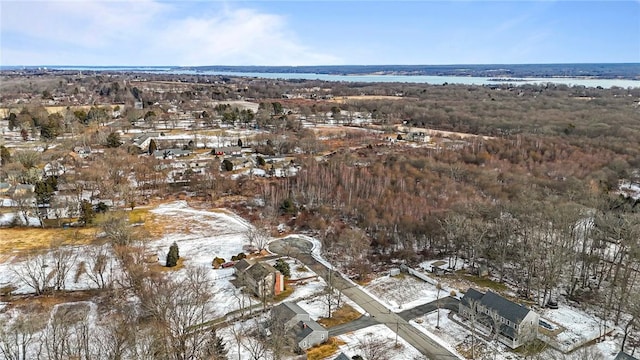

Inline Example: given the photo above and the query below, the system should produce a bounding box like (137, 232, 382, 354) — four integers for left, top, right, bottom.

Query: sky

(0, 0, 639, 66)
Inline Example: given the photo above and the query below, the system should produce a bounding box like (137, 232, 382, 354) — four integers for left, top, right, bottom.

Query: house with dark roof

(615, 351, 639, 360)
(271, 302, 329, 350)
(235, 259, 284, 299)
(459, 288, 539, 349)
(333, 353, 350, 360)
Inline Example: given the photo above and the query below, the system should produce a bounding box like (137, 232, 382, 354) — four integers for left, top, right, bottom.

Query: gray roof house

(333, 353, 350, 360)
(615, 352, 639, 360)
(271, 302, 329, 350)
(235, 260, 284, 299)
(460, 288, 539, 349)
(153, 148, 192, 159)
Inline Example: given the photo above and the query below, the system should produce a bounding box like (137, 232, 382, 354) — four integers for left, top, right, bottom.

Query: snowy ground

(335, 324, 424, 360)
(540, 305, 614, 353)
(365, 267, 458, 312)
(149, 200, 252, 266)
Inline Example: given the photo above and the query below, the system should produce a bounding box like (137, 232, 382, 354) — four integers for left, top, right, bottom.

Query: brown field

(0, 207, 163, 260)
(0, 227, 96, 258)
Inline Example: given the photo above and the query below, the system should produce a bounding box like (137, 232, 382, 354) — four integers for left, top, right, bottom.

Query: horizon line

(2, 62, 640, 68)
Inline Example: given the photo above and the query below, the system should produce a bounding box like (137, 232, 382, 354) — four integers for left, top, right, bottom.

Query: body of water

(179, 70, 639, 88)
(13, 66, 640, 88)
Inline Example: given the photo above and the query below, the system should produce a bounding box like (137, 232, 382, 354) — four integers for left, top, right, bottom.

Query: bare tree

(356, 333, 393, 360)
(244, 225, 270, 251)
(41, 303, 92, 360)
(12, 253, 55, 295)
(322, 268, 343, 319)
(49, 242, 77, 292)
(75, 245, 114, 290)
(0, 309, 46, 360)
(239, 320, 269, 360)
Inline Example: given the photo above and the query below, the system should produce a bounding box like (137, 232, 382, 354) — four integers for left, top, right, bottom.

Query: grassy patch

(296, 265, 308, 272)
(513, 339, 548, 356)
(460, 274, 508, 292)
(273, 285, 295, 302)
(317, 304, 361, 328)
(306, 338, 346, 360)
(150, 257, 186, 272)
(128, 208, 165, 238)
(0, 227, 95, 256)
(7, 290, 100, 311)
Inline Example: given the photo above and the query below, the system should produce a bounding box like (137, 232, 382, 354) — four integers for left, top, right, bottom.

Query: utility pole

(395, 321, 399, 347)
(436, 282, 442, 329)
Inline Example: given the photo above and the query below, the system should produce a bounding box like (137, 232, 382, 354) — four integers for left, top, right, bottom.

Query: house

(213, 146, 242, 156)
(12, 184, 35, 197)
(0, 183, 11, 194)
(615, 352, 639, 360)
(235, 259, 284, 298)
(133, 133, 160, 149)
(271, 302, 329, 350)
(459, 288, 539, 349)
(333, 353, 350, 360)
(153, 149, 191, 159)
(73, 146, 92, 157)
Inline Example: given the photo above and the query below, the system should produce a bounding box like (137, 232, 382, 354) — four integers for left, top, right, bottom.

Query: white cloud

(0, 0, 341, 66)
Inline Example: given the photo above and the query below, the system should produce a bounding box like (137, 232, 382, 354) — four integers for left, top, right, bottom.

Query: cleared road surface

(269, 237, 462, 360)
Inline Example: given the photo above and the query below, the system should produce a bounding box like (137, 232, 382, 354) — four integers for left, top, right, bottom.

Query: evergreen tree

(166, 242, 180, 267)
(79, 200, 95, 225)
(148, 138, 157, 155)
(237, 138, 243, 147)
(221, 159, 233, 172)
(203, 329, 228, 358)
(106, 132, 121, 148)
(274, 258, 291, 277)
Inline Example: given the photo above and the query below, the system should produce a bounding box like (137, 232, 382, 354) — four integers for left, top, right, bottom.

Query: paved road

(329, 296, 460, 337)
(269, 237, 462, 360)
(328, 315, 380, 336)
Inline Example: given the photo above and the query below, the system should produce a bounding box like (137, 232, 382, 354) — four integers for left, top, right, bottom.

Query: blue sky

(1, 0, 638, 66)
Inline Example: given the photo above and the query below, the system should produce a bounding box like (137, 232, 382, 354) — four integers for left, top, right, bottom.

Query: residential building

(459, 288, 539, 349)
(615, 352, 639, 360)
(235, 259, 284, 298)
(271, 302, 329, 350)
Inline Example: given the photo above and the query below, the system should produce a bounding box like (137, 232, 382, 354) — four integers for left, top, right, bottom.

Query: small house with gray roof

(460, 288, 539, 349)
(271, 302, 328, 350)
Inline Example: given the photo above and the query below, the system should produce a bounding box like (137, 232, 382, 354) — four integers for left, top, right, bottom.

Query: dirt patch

(149, 257, 186, 272)
(3, 290, 99, 311)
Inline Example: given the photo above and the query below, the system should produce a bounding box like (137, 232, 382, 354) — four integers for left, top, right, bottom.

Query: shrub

(222, 159, 233, 172)
(166, 242, 180, 267)
(212, 257, 225, 269)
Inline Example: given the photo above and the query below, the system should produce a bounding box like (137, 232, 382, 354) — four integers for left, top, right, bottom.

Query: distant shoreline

(1, 63, 639, 81)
